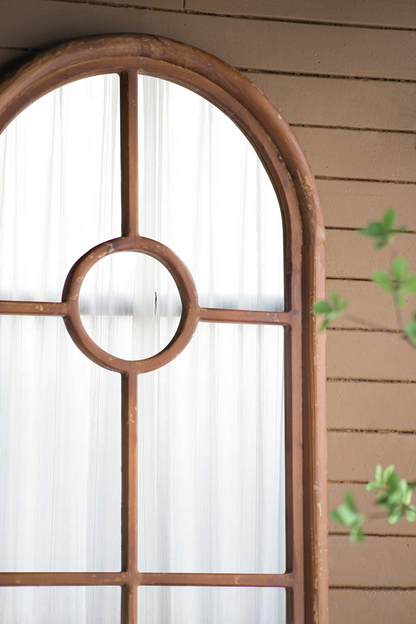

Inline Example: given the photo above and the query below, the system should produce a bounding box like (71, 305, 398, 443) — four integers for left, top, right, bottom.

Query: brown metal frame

(0, 35, 328, 624)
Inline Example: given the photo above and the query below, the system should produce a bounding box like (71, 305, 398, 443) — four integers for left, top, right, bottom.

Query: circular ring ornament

(62, 235, 200, 374)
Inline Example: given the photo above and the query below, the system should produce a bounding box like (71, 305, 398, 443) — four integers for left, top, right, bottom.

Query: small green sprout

(366, 465, 416, 525)
(360, 208, 406, 249)
(313, 291, 349, 330)
(330, 491, 365, 543)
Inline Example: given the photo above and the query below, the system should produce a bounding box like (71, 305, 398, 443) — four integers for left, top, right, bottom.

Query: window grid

(0, 35, 327, 624)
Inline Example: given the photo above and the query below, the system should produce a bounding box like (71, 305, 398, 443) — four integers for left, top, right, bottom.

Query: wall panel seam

(316, 176, 416, 185)
(330, 586, 416, 590)
(325, 227, 416, 235)
(328, 377, 416, 384)
(48, 0, 416, 33)
(329, 532, 416, 538)
(241, 69, 416, 85)
(327, 328, 401, 334)
(291, 123, 416, 136)
(328, 428, 416, 434)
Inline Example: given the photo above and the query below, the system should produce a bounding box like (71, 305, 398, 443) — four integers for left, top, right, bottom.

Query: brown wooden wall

(2, 1, 416, 622)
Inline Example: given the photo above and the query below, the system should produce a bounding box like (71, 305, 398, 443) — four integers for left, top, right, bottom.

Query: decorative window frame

(0, 34, 328, 624)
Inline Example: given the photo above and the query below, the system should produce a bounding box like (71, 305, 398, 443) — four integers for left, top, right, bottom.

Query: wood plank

(326, 230, 416, 280)
(328, 483, 416, 536)
(329, 535, 416, 587)
(188, 0, 416, 30)
(327, 331, 416, 381)
(248, 73, 416, 132)
(325, 279, 414, 330)
(293, 127, 416, 183)
(330, 589, 416, 624)
(328, 380, 416, 432)
(328, 431, 416, 482)
(3, 2, 416, 80)
(318, 180, 416, 230)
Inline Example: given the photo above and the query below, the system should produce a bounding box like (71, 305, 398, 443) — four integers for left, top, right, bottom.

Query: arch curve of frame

(0, 34, 323, 247)
(0, 35, 328, 624)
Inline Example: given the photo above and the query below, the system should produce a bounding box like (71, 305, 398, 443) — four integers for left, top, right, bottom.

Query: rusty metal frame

(0, 35, 328, 624)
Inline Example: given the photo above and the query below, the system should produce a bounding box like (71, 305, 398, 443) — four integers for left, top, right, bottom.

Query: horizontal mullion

(199, 307, 291, 325)
(0, 572, 128, 586)
(138, 573, 293, 588)
(0, 301, 67, 316)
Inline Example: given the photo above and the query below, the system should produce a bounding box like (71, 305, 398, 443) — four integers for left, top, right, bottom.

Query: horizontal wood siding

(328, 432, 416, 482)
(326, 230, 416, 279)
(325, 280, 414, 330)
(0, 3, 416, 78)
(248, 73, 416, 132)
(329, 535, 416, 587)
(188, 0, 416, 30)
(328, 381, 416, 431)
(2, 1, 416, 622)
(327, 332, 416, 381)
(293, 127, 416, 182)
(330, 590, 416, 624)
(317, 180, 416, 230)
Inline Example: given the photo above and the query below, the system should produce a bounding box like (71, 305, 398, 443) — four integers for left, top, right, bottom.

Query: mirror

(0, 72, 286, 622)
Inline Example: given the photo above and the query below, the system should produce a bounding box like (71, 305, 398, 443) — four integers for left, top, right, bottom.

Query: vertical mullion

(121, 373, 138, 624)
(121, 585, 138, 624)
(120, 70, 139, 237)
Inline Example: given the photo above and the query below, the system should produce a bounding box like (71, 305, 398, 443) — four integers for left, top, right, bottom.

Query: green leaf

(365, 481, 379, 492)
(336, 505, 358, 526)
(382, 208, 396, 231)
(345, 491, 357, 512)
(371, 271, 392, 293)
(403, 275, 416, 294)
(392, 256, 409, 281)
(354, 526, 365, 543)
(388, 508, 404, 524)
(375, 464, 383, 483)
(404, 487, 413, 506)
(406, 507, 416, 522)
(330, 291, 340, 307)
(360, 222, 384, 238)
(405, 316, 416, 346)
(314, 301, 332, 314)
(359, 210, 406, 249)
(387, 470, 400, 491)
(383, 465, 395, 482)
(330, 510, 344, 525)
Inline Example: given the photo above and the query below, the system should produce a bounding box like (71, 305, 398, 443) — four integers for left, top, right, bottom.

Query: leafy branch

(314, 209, 416, 541)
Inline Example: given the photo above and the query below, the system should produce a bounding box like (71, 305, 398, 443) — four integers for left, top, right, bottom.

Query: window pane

(0, 586, 121, 624)
(0, 74, 121, 302)
(138, 76, 284, 312)
(137, 586, 286, 623)
(138, 323, 285, 573)
(80, 251, 182, 360)
(0, 317, 121, 572)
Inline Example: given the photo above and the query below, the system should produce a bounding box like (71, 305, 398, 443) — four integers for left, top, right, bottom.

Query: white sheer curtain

(0, 74, 286, 623)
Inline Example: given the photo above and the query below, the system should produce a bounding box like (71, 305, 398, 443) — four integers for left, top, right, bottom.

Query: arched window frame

(0, 34, 328, 624)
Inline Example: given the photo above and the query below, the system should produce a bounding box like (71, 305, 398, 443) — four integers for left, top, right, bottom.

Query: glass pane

(0, 316, 121, 572)
(138, 76, 284, 312)
(80, 251, 182, 360)
(138, 323, 285, 573)
(138, 587, 286, 623)
(0, 586, 121, 624)
(0, 74, 121, 301)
